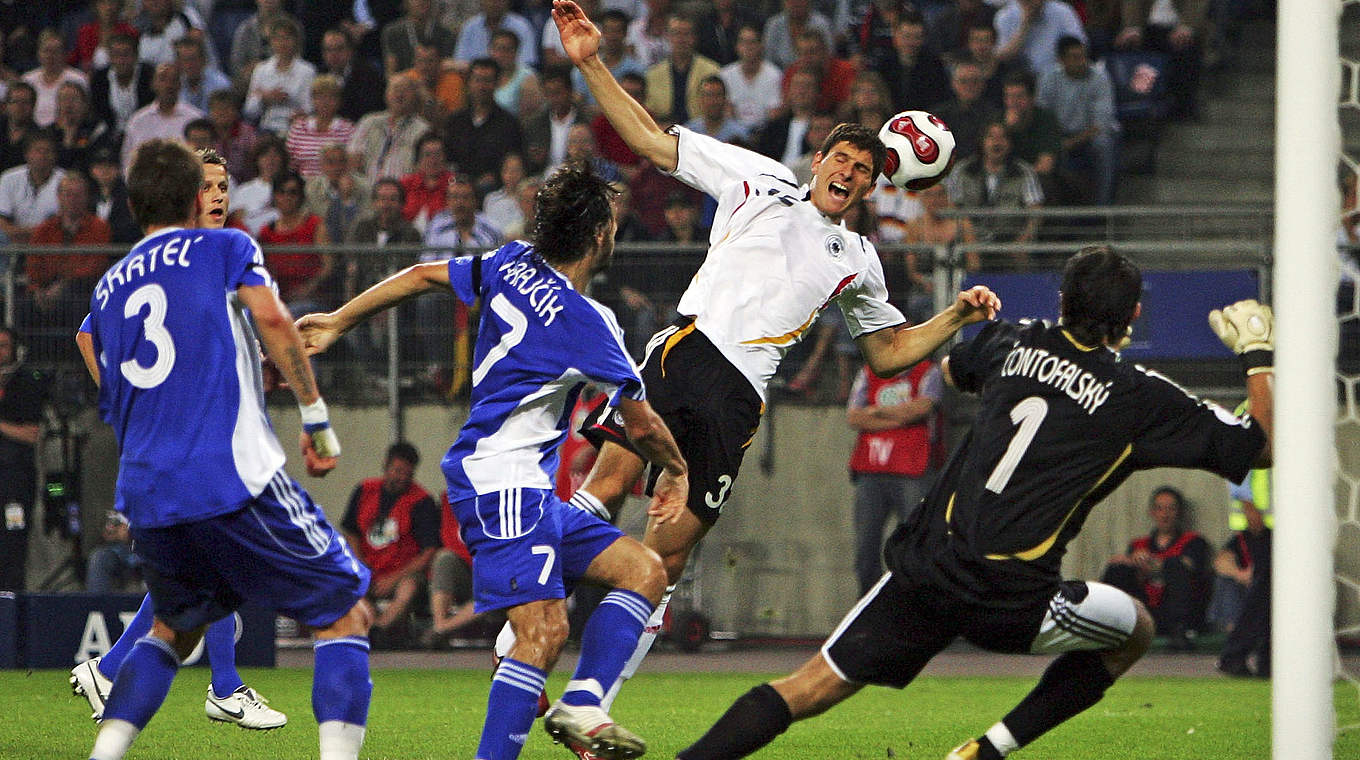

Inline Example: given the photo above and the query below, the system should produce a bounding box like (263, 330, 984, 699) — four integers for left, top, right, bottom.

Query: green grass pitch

(3, 668, 1358, 759)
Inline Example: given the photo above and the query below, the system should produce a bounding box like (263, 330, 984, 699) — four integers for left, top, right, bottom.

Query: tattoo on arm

(283, 344, 319, 400)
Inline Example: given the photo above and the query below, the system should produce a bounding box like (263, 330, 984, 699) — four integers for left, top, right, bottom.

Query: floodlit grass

(2, 667, 1357, 759)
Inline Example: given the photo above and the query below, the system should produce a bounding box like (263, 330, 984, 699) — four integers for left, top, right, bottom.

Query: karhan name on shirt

(999, 344, 1114, 415)
(93, 234, 200, 311)
(498, 258, 565, 326)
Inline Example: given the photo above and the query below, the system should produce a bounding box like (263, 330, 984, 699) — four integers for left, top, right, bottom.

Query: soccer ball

(878, 110, 956, 191)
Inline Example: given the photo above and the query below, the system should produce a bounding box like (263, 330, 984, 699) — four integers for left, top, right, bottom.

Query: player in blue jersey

(71, 148, 288, 731)
(297, 163, 689, 760)
(81, 138, 374, 760)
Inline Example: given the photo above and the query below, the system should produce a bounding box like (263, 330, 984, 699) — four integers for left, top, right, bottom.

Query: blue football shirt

(441, 241, 644, 500)
(88, 227, 286, 528)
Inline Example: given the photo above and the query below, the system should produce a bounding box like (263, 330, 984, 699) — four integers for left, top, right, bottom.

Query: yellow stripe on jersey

(944, 492, 955, 534)
(1060, 329, 1100, 352)
(739, 307, 820, 346)
(985, 443, 1134, 561)
(660, 322, 698, 378)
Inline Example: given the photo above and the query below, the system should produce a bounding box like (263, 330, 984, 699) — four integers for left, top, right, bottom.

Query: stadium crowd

(0, 0, 1229, 386)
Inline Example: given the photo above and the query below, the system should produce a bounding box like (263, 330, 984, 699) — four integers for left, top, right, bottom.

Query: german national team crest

(824, 234, 845, 259)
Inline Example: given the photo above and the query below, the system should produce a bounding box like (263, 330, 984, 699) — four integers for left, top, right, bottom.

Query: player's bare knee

(625, 544, 667, 603)
(1104, 600, 1155, 677)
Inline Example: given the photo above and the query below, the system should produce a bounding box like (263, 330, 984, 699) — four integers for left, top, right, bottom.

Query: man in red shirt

(26, 172, 112, 362)
(341, 442, 442, 647)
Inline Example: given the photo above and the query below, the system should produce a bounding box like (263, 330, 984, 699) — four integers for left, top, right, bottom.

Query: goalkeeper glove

(300, 398, 342, 458)
(1208, 299, 1273, 375)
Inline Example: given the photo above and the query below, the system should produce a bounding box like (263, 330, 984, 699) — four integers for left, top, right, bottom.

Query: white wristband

(300, 398, 330, 429)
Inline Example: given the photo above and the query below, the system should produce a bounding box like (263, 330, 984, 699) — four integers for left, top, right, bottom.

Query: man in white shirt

(718, 24, 783, 134)
(454, 0, 540, 67)
(0, 131, 64, 243)
(494, 8, 1000, 751)
(243, 16, 316, 136)
(347, 74, 431, 184)
(121, 63, 205, 171)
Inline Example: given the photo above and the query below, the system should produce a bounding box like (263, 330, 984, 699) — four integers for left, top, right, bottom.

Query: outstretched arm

(855, 285, 1000, 378)
(296, 261, 452, 356)
(553, 0, 678, 172)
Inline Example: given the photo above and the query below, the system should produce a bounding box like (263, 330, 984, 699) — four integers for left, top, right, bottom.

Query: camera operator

(0, 327, 45, 591)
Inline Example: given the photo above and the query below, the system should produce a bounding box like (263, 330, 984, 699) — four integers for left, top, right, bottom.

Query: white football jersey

(668, 126, 905, 400)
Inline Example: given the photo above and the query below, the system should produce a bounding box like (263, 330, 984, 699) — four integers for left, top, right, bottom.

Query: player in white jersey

(71, 148, 288, 731)
(297, 163, 689, 760)
(81, 139, 373, 760)
(488, 5, 1001, 744)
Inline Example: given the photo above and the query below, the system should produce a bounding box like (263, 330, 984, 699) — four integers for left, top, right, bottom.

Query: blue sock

(206, 614, 244, 697)
(312, 637, 372, 726)
(561, 589, 653, 708)
(476, 658, 547, 760)
(99, 596, 155, 680)
(101, 637, 180, 729)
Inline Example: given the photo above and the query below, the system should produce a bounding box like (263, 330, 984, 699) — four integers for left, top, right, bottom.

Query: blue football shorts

(453, 488, 624, 612)
(131, 470, 370, 631)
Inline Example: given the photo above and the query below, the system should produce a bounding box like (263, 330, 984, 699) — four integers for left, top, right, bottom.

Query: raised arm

(295, 261, 452, 357)
(1208, 299, 1273, 468)
(855, 285, 1000, 378)
(553, 0, 678, 172)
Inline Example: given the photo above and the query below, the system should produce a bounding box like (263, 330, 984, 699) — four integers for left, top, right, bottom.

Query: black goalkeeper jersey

(884, 319, 1266, 608)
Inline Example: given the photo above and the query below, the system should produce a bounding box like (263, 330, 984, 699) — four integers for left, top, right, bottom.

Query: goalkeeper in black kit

(677, 245, 1275, 760)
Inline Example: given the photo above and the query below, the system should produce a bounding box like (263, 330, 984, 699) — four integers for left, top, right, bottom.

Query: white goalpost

(1273, 0, 1340, 755)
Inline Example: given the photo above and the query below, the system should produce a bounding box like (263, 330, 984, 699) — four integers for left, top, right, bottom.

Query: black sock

(677, 683, 794, 760)
(974, 736, 1003, 760)
(1001, 651, 1116, 748)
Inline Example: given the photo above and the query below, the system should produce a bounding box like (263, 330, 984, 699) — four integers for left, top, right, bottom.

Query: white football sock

(319, 720, 367, 760)
(89, 718, 140, 760)
(494, 621, 515, 660)
(985, 722, 1019, 756)
(601, 584, 674, 712)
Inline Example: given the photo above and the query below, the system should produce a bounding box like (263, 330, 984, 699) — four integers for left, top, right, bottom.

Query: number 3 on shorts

(531, 545, 556, 585)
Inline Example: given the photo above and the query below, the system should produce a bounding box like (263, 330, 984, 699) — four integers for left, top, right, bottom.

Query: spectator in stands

(497, 174, 540, 240)
(1102, 486, 1212, 651)
(592, 72, 648, 174)
(783, 29, 854, 116)
(1038, 35, 1120, 204)
(259, 169, 334, 316)
(346, 177, 423, 251)
(1216, 429, 1271, 677)
(570, 10, 643, 108)
(719, 24, 782, 135)
(1209, 490, 1267, 634)
(244, 15, 315, 136)
(754, 68, 821, 168)
(900, 182, 978, 303)
(401, 131, 454, 231)
(286, 75, 356, 179)
(443, 58, 523, 195)
(383, 0, 459, 74)
(837, 69, 895, 131)
(480, 152, 527, 234)
(424, 174, 502, 254)
(849, 0, 909, 72)
(946, 119, 1043, 263)
(948, 22, 1023, 108)
(523, 66, 587, 175)
(135, 0, 205, 67)
(1114, 0, 1206, 120)
(72, 0, 140, 73)
(0, 326, 42, 592)
(87, 145, 140, 243)
(422, 490, 482, 648)
(306, 142, 372, 244)
(120, 62, 202, 169)
(52, 81, 109, 172)
(320, 26, 388, 124)
(874, 13, 950, 113)
(684, 75, 750, 146)
(564, 123, 623, 182)
(789, 111, 837, 185)
(207, 89, 258, 183)
(405, 42, 466, 126)
(1002, 70, 1066, 202)
(349, 72, 432, 184)
(0, 84, 40, 174)
(644, 13, 721, 125)
(626, 0, 673, 68)
(925, 0, 997, 60)
(24, 172, 111, 360)
(229, 0, 284, 87)
(929, 61, 1000, 163)
(486, 29, 541, 121)
(764, 0, 834, 69)
(23, 29, 89, 128)
(453, 0, 538, 68)
(695, 0, 762, 66)
(993, 0, 1086, 75)
(173, 34, 229, 115)
(657, 189, 707, 245)
(342, 441, 443, 648)
(88, 33, 154, 151)
(229, 134, 288, 233)
(0, 131, 64, 244)
(86, 510, 142, 594)
(182, 116, 216, 151)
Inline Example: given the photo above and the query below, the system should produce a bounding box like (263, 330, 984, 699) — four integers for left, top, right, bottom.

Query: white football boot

(205, 685, 288, 730)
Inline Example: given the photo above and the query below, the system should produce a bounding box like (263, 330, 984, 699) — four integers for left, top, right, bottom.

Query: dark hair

(533, 162, 618, 267)
(469, 56, 500, 78)
(490, 27, 520, 49)
(1002, 70, 1037, 96)
(271, 168, 305, 195)
(249, 135, 289, 172)
(208, 88, 240, 109)
(374, 177, 406, 203)
(266, 14, 304, 42)
(600, 9, 631, 27)
(324, 26, 355, 48)
(1055, 34, 1085, 57)
(1059, 245, 1142, 347)
(183, 117, 216, 139)
(413, 131, 446, 164)
(128, 139, 203, 228)
(1151, 486, 1184, 509)
(698, 74, 726, 96)
(541, 65, 573, 90)
(22, 129, 56, 153)
(819, 122, 887, 179)
(620, 71, 646, 96)
(195, 146, 226, 166)
(386, 441, 420, 468)
(108, 31, 138, 50)
(966, 21, 996, 39)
